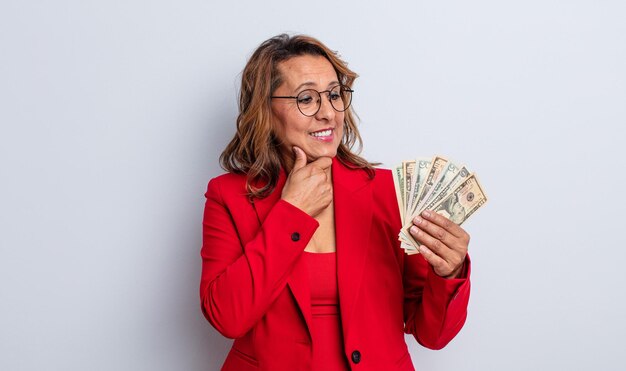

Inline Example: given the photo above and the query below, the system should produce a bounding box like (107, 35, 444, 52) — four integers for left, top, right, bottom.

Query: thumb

(291, 146, 307, 172)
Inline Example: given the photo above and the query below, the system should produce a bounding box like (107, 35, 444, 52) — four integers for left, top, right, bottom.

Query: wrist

(443, 259, 466, 279)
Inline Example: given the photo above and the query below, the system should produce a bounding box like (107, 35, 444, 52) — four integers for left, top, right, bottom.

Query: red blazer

(200, 158, 470, 371)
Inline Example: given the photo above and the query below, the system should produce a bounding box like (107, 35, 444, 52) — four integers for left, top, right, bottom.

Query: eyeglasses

(271, 85, 354, 117)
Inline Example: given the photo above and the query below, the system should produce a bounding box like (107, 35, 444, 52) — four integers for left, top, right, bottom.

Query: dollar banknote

(402, 160, 416, 216)
(410, 156, 448, 217)
(392, 165, 405, 225)
(407, 158, 431, 214)
(413, 161, 460, 218)
(393, 156, 487, 254)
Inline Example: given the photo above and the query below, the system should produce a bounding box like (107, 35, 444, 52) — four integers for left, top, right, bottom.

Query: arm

(404, 209, 472, 348)
(200, 147, 332, 339)
(403, 253, 471, 349)
(378, 168, 471, 349)
(200, 176, 318, 339)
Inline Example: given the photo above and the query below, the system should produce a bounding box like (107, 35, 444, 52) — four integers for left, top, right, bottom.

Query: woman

(200, 34, 471, 371)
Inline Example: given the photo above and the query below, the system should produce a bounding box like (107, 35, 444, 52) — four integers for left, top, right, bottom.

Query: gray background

(1, 1, 625, 370)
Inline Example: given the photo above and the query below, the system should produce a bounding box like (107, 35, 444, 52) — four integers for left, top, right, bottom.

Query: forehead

(277, 55, 338, 90)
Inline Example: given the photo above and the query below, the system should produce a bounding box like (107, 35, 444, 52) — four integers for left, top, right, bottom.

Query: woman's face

(271, 55, 344, 163)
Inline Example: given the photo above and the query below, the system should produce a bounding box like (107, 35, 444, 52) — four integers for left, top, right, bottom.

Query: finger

(321, 184, 333, 201)
(291, 146, 307, 172)
(421, 210, 467, 239)
(409, 225, 453, 259)
(414, 244, 448, 274)
(412, 216, 457, 251)
(309, 156, 332, 171)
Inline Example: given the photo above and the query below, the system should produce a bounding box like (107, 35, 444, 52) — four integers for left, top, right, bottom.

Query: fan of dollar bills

(392, 156, 487, 255)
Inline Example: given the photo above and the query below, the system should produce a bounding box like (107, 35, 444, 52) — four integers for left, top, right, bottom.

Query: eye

(328, 86, 342, 101)
(297, 93, 314, 105)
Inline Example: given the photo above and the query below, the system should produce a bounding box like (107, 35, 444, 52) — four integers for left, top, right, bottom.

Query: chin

(307, 146, 339, 160)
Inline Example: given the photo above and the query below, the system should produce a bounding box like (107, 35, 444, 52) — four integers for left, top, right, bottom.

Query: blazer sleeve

(377, 167, 471, 349)
(403, 253, 471, 349)
(199, 176, 319, 339)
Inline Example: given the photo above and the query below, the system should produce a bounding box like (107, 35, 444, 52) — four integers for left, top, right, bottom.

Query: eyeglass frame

(270, 85, 354, 117)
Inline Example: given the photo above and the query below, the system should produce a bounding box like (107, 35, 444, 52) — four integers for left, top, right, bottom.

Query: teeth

(310, 129, 332, 137)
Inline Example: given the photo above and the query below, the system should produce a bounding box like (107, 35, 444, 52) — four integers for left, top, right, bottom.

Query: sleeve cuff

(261, 199, 320, 249)
(426, 254, 471, 299)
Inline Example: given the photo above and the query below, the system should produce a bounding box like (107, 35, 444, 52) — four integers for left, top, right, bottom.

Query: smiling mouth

(309, 129, 333, 138)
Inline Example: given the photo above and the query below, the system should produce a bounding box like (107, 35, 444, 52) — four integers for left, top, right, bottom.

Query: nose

(314, 93, 336, 121)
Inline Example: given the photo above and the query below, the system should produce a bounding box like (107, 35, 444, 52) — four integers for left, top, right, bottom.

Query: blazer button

(291, 232, 300, 242)
(351, 350, 361, 364)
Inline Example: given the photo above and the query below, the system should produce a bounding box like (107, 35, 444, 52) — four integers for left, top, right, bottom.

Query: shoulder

(208, 171, 247, 187)
(374, 167, 392, 182)
(371, 167, 401, 222)
(205, 172, 248, 202)
(333, 160, 394, 194)
(372, 167, 394, 192)
(333, 158, 391, 184)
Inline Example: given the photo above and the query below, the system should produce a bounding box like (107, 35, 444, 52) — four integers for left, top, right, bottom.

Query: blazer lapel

(249, 170, 286, 224)
(332, 158, 374, 339)
(249, 169, 313, 337)
(248, 159, 375, 340)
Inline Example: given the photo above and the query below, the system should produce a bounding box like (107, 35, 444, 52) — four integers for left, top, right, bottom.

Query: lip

(308, 128, 335, 142)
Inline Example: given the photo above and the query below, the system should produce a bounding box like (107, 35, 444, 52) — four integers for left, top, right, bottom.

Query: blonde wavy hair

(220, 34, 375, 198)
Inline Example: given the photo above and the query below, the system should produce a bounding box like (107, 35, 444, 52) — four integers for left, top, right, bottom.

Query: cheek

(271, 108, 292, 142)
(336, 115, 345, 137)
(273, 114, 309, 145)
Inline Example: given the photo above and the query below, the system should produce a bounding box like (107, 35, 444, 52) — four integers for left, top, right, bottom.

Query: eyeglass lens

(296, 86, 352, 116)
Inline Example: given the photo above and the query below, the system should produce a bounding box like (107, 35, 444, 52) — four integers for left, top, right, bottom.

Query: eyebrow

(293, 80, 340, 93)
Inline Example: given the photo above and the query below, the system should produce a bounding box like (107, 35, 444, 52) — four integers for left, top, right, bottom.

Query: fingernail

(418, 245, 426, 254)
(413, 217, 422, 225)
(410, 226, 419, 235)
(422, 210, 431, 218)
